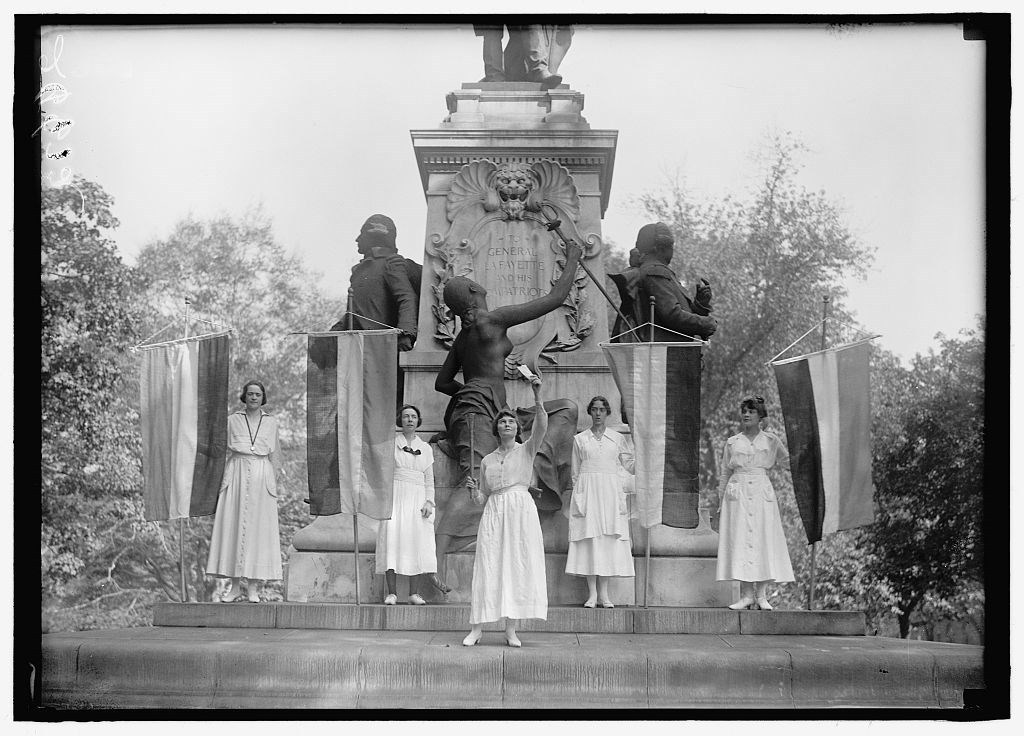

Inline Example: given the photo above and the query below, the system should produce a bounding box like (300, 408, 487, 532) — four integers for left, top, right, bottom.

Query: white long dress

(470, 408, 548, 624)
(375, 435, 438, 575)
(565, 429, 635, 577)
(716, 431, 795, 583)
(206, 410, 283, 581)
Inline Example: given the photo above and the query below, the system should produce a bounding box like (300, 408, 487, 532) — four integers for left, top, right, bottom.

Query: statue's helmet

(356, 214, 397, 252)
(443, 276, 487, 317)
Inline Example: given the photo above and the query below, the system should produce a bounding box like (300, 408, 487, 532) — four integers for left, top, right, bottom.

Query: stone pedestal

(287, 81, 725, 606)
(286, 436, 731, 607)
(404, 82, 620, 433)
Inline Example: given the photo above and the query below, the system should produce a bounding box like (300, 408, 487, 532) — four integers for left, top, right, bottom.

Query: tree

(636, 132, 875, 493)
(135, 209, 345, 602)
(865, 322, 984, 637)
(41, 176, 155, 630)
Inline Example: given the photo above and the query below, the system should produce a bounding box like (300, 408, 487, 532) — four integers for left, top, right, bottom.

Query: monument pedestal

(288, 82, 730, 606)
(404, 82, 619, 433)
(286, 437, 735, 607)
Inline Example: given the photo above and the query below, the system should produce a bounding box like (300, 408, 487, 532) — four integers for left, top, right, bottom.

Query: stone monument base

(285, 549, 736, 607)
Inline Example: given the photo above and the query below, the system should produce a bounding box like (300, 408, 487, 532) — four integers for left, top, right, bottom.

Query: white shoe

(754, 597, 773, 611)
(728, 595, 755, 610)
(728, 582, 756, 610)
(409, 593, 427, 605)
(384, 594, 398, 605)
(218, 583, 239, 603)
(462, 629, 482, 646)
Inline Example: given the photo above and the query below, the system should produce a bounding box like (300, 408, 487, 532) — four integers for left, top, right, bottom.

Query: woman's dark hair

(396, 404, 423, 428)
(491, 410, 523, 442)
(239, 381, 268, 405)
(740, 395, 768, 419)
(586, 395, 612, 415)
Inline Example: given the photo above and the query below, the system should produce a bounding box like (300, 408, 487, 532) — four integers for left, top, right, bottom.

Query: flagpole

(807, 295, 830, 611)
(345, 290, 363, 606)
(643, 296, 656, 609)
(179, 297, 190, 603)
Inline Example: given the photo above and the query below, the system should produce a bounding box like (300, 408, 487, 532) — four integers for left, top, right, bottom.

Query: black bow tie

(402, 446, 421, 456)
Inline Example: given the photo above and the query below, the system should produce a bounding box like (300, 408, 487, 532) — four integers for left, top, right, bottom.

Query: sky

(37, 20, 986, 364)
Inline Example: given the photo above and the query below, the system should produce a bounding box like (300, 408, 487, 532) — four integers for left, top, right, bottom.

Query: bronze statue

(330, 214, 420, 351)
(474, 24, 573, 88)
(620, 222, 717, 342)
(608, 246, 642, 343)
(433, 239, 583, 582)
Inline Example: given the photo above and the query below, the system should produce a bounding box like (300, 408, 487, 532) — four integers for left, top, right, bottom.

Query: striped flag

(772, 340, 876, 543)
(306, 329, 398, 519)
(601, 342, 703, 529)
(139, 333, 230, 522)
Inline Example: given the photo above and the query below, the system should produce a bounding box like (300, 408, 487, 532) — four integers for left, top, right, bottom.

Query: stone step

(40, 627, 984, 709)
(153, 601, 867, 636)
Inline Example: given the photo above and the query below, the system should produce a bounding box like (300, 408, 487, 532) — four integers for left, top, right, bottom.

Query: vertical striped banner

(601, 342, 703, 529)
(139, 333, 230, 521)
(773, 340, 876, 543)
(306, 330, 397, 519)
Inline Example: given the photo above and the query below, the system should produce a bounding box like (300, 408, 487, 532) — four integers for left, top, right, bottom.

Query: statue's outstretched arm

(491, 242, 582, 328)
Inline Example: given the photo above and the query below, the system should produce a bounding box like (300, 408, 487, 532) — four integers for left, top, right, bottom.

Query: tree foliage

(631, 133, 983, 641)
(41, 176, 155, 629)
(133, 209, 345, 604)
(635, 133, 874, 489)
(41, 192, 346, 629)
(864, 322, 985, 637)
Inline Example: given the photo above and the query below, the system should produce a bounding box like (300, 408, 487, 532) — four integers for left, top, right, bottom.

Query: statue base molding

(285, 548, 736, 608)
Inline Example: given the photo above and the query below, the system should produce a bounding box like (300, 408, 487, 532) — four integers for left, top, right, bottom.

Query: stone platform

(152, 602, 868, 636)
(40, 624, 984, 709)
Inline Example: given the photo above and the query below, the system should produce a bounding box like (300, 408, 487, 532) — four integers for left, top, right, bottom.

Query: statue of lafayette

(474, 24, 574, 88)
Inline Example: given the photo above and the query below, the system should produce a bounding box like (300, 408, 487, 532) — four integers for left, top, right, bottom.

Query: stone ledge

(738, 609, 866, 636)
(153, 602, 866, 636)
(40, 629, 984, 710)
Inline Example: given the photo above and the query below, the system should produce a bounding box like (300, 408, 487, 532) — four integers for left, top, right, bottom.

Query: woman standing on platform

(462, 372, 548, 648)
(376, 404, 438, 605)
(565, 396, 635, 608)
(207, 381, 284, 603)
(716, 395, 795, 610)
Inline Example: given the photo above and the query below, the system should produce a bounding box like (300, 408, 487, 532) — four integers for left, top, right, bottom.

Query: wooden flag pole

(179, 297, 191, 603)
(807, 295, 830, 611)
(643, 295, 656, 609)
(346, 290, 362, 606)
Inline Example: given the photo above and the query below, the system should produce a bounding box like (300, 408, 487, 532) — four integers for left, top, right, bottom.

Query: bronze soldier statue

(622, 222, 717, 342)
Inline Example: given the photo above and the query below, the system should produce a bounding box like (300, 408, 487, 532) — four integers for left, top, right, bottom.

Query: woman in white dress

(716, 395, 795, 610)
(376, 404, 438, 605)
(207, 381, 284, 603)
(462, 373, 547, 648)
(565, 396, 635, 608)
